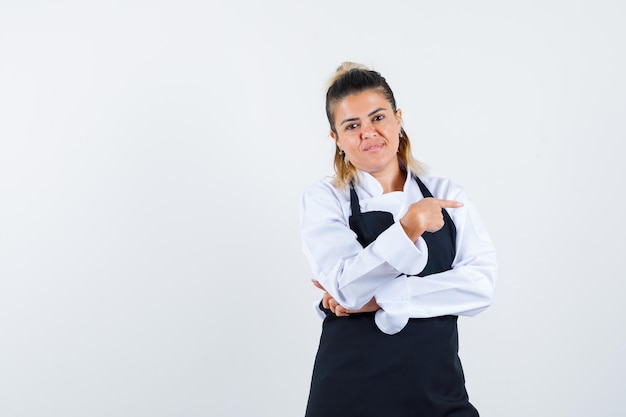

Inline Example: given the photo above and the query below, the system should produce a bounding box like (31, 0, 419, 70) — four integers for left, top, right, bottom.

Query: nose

(361, 120, 377, 138)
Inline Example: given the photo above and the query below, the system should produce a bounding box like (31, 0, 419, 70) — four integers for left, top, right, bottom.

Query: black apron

(305, 176, 478, 417)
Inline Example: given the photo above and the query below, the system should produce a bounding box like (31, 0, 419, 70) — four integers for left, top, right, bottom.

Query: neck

(371, 166, 406, 193)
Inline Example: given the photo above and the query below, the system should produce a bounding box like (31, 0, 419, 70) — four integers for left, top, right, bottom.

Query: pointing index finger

(438, 199, 464, 208)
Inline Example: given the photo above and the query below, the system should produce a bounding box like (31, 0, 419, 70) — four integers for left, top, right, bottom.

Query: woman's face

(330, 89, 403, 177)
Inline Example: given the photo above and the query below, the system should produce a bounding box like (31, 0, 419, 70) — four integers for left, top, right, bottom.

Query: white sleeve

(374, 184, 497, 334)
(300, 181, 429, 311)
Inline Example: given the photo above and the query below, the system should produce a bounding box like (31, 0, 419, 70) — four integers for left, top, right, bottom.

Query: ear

(395, 109, 403, 128)
(330, 131, 343, 153)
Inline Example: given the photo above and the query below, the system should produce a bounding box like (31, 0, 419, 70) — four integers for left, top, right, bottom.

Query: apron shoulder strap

(412, 175, 433, 198)
(349, 182, 362, 216)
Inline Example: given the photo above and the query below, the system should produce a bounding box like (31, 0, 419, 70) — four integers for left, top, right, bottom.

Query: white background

(1, 1, 625, 416)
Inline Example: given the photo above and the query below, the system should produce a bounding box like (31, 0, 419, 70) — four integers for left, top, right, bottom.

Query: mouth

(363, 143, 384, 152)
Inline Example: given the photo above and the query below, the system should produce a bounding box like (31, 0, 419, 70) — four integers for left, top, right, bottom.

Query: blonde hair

(325, 62, 425, 188)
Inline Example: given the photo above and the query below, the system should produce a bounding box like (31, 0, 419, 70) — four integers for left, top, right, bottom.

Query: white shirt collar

(354, 167, 414, 197)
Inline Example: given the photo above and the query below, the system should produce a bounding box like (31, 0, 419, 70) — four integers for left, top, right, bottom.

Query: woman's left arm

(373, 184, 497, 334)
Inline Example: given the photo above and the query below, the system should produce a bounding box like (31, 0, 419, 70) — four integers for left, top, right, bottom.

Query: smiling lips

(363, 143, 384, 152)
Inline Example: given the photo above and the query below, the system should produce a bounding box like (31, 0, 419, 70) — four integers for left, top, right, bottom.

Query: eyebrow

(340, 107, 387, 126)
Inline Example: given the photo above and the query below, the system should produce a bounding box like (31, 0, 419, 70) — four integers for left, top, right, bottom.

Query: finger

(437, 199, 464, 208)
(335, 306, 350, 317)
(322, 293, 331, 309)
(329, 298, 337, 313)
(312, 280, 326, 291)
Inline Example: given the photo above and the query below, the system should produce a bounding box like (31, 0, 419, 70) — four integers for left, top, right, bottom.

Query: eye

(373, 114, 385, 122)
(345, 123, 359, 131)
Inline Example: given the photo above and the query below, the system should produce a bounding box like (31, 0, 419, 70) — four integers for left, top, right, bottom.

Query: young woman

(300, 62, 497, 417)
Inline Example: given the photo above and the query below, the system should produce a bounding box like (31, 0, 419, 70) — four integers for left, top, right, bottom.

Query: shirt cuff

(313, 298, 326, 319)
(375, 305, 409, 335)
(373, 222, 428, 275)
(374, 276, 410, 334)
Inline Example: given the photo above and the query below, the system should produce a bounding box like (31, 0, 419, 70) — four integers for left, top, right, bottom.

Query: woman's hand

(312, 280, 380, 316)
(400, 197, 463, 241)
